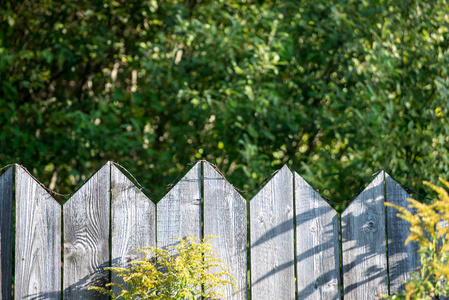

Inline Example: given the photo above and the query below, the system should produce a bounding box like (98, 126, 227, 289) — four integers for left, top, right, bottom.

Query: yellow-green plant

(90, 235, 238, 299)
(384, 179, 449, 300)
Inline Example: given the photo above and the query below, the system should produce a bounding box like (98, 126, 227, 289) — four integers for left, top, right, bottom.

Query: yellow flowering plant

(385, 179, 449, 300)
(90, 235, 238, 299)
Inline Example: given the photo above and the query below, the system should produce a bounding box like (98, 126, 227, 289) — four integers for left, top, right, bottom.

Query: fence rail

(0, 162, 421, 299)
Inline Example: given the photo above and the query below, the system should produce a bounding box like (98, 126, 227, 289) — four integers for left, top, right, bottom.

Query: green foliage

(1, 0, 449, 207)
(385, 179, 449, 300)
(89, 235, 238, 299)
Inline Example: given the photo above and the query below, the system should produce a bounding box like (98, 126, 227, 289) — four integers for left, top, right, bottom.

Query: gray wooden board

(111, 164, 155, 294)
(342, 171, 388, 300)
(203, 163, 247, 300)
(157, 162, 201, 254)
(385, 173, 419, 295)
(63, 162, 110, 299)
(438, 220, 448, 300)
(295, 173, 340, 300)
(0, 167, 13, 300)
(15, 166, 61, 299)
(250, 165, 295, 300)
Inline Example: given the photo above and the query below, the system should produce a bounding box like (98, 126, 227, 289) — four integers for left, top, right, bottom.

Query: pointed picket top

(111, 164, 155, 294)
(384, 172, 419, 294)
(203, 162, 247, 300)
(295, 172, 340, 300)
(341, 171, 388, 300)
(14, 165, 61, 299)
(250, 165, 295, 300)
(157, 162, 201, 253)
(250, 164, 293, 203)
(250, 165, 293, 248)
(111, 163, 155, 258)
(0, 167, 14, 300)
(63, 162, 110, 299)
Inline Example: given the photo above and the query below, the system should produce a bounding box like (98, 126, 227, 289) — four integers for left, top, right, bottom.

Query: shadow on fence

(0, 163, 420, 299)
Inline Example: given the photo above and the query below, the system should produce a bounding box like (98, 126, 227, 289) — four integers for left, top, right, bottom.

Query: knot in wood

(308, 223, 317, 233)
(285, 206, 292, 217)
(64, 242, 86, 260)
(361, 210, 378, 235)
(363, 220, 377, 232)
(361, 219, 378, 235)
(326, 279, 338, 289)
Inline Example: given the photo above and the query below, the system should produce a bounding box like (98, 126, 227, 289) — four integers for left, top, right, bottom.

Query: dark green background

(1, 0, 448, 210)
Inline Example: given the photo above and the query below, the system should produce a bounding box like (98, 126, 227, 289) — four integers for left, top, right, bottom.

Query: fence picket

(111, 164, 156, 294)
(439, 218, 449, 300)
(63, 162, 110, 299)
(157, 162, 201, 253)
(385, 173, 419, 295)
(342, 171, 388, 299)
(15, 166, 61, 299)
(295, 173, 340, 299)
(0, 167, 13, 300)
(250, 165, 295, 300)
(0, 162, 439, 299)
(203, 162, 247, 300)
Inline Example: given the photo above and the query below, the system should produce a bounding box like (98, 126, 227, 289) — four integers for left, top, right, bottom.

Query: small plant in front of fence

(89, 235, 238, 299)
(384, 179, 449, 300)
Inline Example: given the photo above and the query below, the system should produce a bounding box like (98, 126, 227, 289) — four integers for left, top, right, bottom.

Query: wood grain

(63, 162, 110, 299)
(157, 162, 201, 254)
(203, 162, 247, 300)
(0, 163, 430, 298)
(15, 166, 61, 299)
(111, 164, 155, 294)
(250, 165, 295, 300)
(342, 171, 388, 300)
(438, 219, 448, 300)
(385, 173, 419, 295)
(295, 173, 340, 300)
(0, 167, 13, 300)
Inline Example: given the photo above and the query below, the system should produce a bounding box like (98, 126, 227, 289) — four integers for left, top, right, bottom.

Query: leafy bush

(3, 0, 449, 207)
(385, 179, 449, 299)
(90, 235, 238, 299)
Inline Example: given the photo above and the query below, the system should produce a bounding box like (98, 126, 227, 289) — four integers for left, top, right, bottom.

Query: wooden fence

(0, 162, 422, 299)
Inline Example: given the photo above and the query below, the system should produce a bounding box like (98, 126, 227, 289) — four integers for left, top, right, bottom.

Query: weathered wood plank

(15, 166, 61, 299)
(111, 164, 155, 294)
(157, 162, 201, 253)
(342, 171, 388, 300)
(250, 165, 295, 300)
(295, 173, 340, 300)
(204, 163, 247, 300)
(385, 173, 419, 295)
(438, 220, 448, 300)
(63, 162, 110, 299)
(0, 167, 13, 300)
